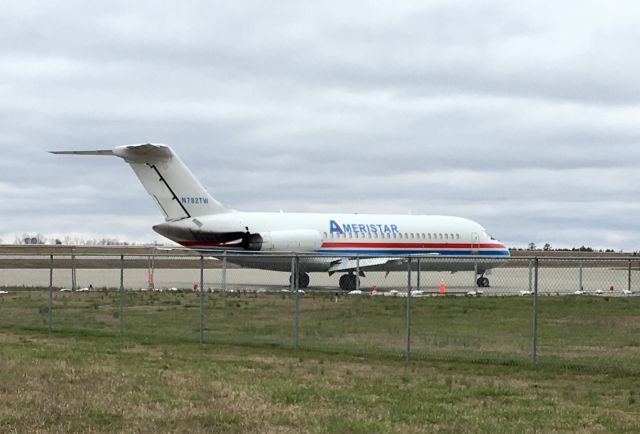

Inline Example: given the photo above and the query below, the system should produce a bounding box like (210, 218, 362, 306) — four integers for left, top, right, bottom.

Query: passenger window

(398, 233, 403, 239)
(439, 233, 443, 240)
(323, 232, 327, 239)
(445, 233, 449, 240)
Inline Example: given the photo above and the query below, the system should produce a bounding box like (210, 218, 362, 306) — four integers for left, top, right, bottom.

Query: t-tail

(51, 143, 231, 221)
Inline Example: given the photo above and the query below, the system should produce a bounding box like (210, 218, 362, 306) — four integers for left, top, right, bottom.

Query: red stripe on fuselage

(175, 241, 507, 250)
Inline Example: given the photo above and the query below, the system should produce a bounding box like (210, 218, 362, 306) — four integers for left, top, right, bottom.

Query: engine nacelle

(244, 229, 322, 252)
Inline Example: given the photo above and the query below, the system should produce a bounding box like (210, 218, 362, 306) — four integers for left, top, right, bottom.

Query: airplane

(52, 143, 510, 290)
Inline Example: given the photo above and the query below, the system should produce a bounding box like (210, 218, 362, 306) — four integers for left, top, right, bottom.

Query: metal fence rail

(0, 252, 638, 367)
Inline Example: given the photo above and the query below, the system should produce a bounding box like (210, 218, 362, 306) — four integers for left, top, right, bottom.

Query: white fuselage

(152, 211, 510, 273)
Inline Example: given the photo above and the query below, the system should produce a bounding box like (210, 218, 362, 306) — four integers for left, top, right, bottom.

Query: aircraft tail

(51, 143, 232, 221)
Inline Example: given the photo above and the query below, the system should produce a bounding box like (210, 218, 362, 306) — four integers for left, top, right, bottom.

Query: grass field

(1, 290, 639, 432)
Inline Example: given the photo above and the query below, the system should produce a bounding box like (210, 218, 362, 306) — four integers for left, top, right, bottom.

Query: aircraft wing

(328, 257, 406, 275)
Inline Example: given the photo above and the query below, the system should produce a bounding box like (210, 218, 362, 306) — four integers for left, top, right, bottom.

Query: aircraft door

(471, 232, 479, 255)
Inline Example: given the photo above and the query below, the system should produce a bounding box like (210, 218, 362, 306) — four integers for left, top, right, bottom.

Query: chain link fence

(1, 252, 639, 370)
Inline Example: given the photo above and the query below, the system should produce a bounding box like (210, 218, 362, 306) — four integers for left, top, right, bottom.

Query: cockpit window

(483, 230, 497, 241)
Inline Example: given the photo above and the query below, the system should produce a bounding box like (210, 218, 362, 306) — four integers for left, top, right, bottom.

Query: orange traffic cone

(148, 271, 155, 290)
(439, 280, 446, 294)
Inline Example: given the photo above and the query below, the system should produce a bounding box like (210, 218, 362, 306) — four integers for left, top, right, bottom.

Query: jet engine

(242, 230, 322, 252)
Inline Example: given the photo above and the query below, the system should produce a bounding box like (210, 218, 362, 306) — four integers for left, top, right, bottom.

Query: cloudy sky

(1, 0, 639, 250)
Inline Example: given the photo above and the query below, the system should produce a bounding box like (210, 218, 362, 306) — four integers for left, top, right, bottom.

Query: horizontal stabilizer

(50, 150, 114, 156)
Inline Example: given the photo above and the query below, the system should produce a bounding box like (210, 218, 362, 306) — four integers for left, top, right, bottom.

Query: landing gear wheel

(477, 277, 490, 287)
(339, 275, 348, 290)
(300, 273, 310, 288)
(289, 272, 310, 289)
(339, 274, 359, 291)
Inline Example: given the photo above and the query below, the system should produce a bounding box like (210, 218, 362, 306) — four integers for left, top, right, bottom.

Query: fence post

(528, 259, 532, 293)
(416, 257, 421, 292)
(292, 255, 299, 350)
(71, 253, 77, 291)
(355, 256, 360, 292)
(579, 260, 583, 292)
(474, 260, 478, 289)
(199, 255, 205, 343)
(222, 251, 227, 292)
(532, 257, 539, 365)
(628, 259, 632, 293)
(119, 255, 124, 336)
(406, 257, 412, 361)
(148, 253, 155, 290)
(48, 254, 53, 332)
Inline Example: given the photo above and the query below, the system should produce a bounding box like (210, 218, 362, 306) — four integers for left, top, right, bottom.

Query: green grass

(1, 290, 639, 432)
(1, 290, 640, 371)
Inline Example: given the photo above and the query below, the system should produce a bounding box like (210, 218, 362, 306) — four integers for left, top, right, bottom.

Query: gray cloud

(1, 0, 639, 250)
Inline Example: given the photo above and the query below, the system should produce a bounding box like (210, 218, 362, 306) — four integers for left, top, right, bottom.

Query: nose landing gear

(476, 275, 490, 287)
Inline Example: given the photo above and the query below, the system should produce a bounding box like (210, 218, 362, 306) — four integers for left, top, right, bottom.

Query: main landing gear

(289, 272, 310, 289)
(476, 274, 490, 287)
(338, 273, 360, 291)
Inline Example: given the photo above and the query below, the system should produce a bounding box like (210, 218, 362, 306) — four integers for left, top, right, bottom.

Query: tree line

(509, 242, 619, 253)
(10, 233, 164, 247)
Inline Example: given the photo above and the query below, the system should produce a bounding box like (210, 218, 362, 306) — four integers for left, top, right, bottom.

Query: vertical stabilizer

(52, 143, 231, 221)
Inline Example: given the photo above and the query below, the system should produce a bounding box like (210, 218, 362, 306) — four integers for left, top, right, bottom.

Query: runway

(1, 265, 637, 296)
